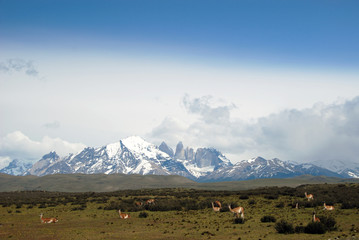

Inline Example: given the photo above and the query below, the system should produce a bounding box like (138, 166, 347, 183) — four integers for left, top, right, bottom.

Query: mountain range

(1, 136, 358, 181)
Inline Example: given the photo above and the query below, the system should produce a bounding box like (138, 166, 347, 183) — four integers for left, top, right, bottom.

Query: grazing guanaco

(146, 199, 155, 205)
(135, 201, 143, 207)
(305, 192, 314, 201)
(312, 212, 320, 222)
(118, 209, 130, 219)
(40, 213, 58, 223)
(323, 202, 335, 210)
(228, 204, 244, 219)
(212, 201, 222, 212)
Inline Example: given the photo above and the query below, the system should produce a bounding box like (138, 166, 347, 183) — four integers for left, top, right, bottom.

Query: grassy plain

(0, 184, 359, 240)
(1, 173, 359, 192)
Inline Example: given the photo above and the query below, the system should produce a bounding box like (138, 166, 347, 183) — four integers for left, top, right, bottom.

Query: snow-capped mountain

(0, 159, 32, 176)
(2, 136, 357, 181)
(24, 136, 231, 180)
(27, 137, 174, 176)
(339, 167, 359, 178)
(312, 159, 358, 173)
(200, 157, 342, 182)
(173, 141, 232, 178)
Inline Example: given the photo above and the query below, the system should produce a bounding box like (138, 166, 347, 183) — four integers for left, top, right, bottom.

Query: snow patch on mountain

(176, 159, 215, 178)
(347, 171, 359, 178)
(105, 142, 122, 159)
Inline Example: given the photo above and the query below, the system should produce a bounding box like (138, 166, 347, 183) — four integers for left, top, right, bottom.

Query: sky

(1, 0, 359, 168)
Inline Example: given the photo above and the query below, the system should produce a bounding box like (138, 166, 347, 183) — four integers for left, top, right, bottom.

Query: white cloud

(0, 131, 86, 167)
(0, 156, 11, 169)
(182, 94, 236, 124)
(0, 59, 39, 77)
(149, 95, 359, 165)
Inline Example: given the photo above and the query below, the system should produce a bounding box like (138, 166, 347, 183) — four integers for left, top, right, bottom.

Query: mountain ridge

(1, 136, 358, 181)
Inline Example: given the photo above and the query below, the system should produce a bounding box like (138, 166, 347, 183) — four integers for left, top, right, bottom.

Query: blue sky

(1, 0, 358, 68)
(1, 0, 359, 168)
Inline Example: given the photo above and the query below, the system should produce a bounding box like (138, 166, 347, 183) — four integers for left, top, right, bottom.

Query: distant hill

(1, 173, 358, 192)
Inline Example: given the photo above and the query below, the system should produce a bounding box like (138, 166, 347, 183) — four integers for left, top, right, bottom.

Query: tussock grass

(0, 184, 358, 239)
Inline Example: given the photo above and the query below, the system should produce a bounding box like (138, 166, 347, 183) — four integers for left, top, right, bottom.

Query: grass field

(1, 184, 359, 239)
(1, 173, 359, 192)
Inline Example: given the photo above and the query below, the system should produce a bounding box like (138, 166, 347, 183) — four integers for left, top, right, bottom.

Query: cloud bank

(0, 59, 39, 77)
(0, 131, 86, 168)
(149, 95, 359, 164)
(2, 95, 359, 169)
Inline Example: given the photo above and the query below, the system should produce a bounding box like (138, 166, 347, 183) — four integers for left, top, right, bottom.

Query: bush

(341, 201, 359, 209)
(264, 195, 278, 200)
(260, 215, 276, 223)
(319, 215, 337, 231)
(248, 199, 255, 205)
(239, 195, 249, 199)
(295, 226, 305, 233)
(275, 220, 294, 234)
(305, 222, 326, 234)
(146, 200, 182, 211)
(104, 201, 121, 211)
(276, 202, 284, 208)
(138, 212, 148, 218)
(233, 218, 245, 224)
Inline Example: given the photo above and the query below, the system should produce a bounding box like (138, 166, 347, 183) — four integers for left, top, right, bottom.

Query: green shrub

(304, 222, 326, 234)
(260, 215, 276, 223)
(233, 218, 245, 224)
(341, 201, 359, 209)
(239, 195, 249, 199)
(319, 215, 337, 231)
(264, 195, 278, 200)
(295, 225, 305, 233)
(275, 220, 294, 234)
(146, 200, 181, 211)
(104, 201, 121, 211)
(138, 212, 148, 218)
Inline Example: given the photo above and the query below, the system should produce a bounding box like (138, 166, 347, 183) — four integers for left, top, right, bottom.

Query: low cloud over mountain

(149, 95, 359, 166)
(0, 131, 86, 168)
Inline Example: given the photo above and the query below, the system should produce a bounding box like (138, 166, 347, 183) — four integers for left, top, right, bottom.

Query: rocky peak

(174, 141, 185, 159)
(26, 151, 60, 176)
(159, 141, 174, 157)
(42, 151, 60, 161)
(194, 148, 222, 168)
(185, 147, 195, 160)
